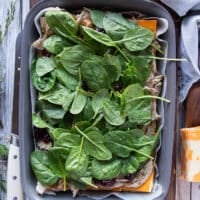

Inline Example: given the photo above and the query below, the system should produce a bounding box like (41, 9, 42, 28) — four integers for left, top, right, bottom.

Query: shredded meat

(32, 17, 53, 50)
(36, 180, 65, 195)
(142, 40, 164, 134)
(75, 9, 93, 28)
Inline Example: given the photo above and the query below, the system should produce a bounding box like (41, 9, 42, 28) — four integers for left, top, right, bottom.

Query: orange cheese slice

(120, 170, 154, 192)
(136, 19, 157, 35)
(89, 168, 155, 192)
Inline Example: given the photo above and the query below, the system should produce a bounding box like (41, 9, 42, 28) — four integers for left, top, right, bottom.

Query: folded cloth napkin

(161, 0, 200, 16)
(179, 15, 200, 102)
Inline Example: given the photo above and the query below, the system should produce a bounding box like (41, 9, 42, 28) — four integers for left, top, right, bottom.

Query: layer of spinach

(30, 8, 164, 190)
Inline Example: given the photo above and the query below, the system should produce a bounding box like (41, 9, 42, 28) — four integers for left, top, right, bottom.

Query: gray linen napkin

(161, 0, 200, 16)
(179, 15, 200, 102)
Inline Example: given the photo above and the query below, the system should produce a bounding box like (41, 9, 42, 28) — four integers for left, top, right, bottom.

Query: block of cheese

(180, 126, 200, 182)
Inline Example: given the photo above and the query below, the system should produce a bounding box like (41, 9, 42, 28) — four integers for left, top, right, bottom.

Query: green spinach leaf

(83, 130, 112, 160)
(31, 61, 56, 92)
(81, 59, 110, 91)
(82, 26, 131, 62)
(82, 26, 115, 47)
(39, 83, 75, 111)
(36, 57, 56, 77)
(48, 148, 69, 190)
(120, 156, 138, 176)
(32, 114, 52, 129)
(57, 45, 93, 76)
(45, 10, 78, 37)
(72, 121, 91, 133)
(39, 101, 66, 120)
(103, 12, 135, 40)
(123, 26, 154, 52)
(91, 159, 121, 180)
(80, 176, 97, 188)
(91, 89, 110, 118)
(80, 98, 95, 121)
(122, 56, 151, 86)
(55, 132, 81, 150)
(51, 128, 71, 140)
(122, 83, 152, 125)
(75, 126, 112, 161)
(44, 35, 72, 54)
(103, 100, 125, 126)
(104, 130, 134, 158)
(88, 9, 105, 29)
(65, 144, 89, 179)
(56, 66, 78, 91)
(39, 83, 74, 111)
(104, 130, 156, 159)
(70, 90, 87, 114)
(30, 151, 59, 186)
(102, 54, 121, 82)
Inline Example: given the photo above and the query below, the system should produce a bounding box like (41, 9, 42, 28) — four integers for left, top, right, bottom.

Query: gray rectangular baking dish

(19, 0, 176, 199)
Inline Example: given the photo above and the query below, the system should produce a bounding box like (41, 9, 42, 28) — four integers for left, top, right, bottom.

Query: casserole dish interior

(19, 0, 176, 199)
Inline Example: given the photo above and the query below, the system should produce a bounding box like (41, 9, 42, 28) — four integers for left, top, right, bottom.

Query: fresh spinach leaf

(51, 128, 70, 140)
(122, 84, 152, 124)
(80, 98, 95, 121)
(56, 66, 78, 91)
(72, 121, 91, 133)
(104, 130, 134, 158)
(120, 156, 138, 176)
(45, 10, 78, 37)
(70, 90, 87, 115)
(122, 56, 151, 86)
(123, 26, 154, 52)
(39, 101, 66, 120)
(82, 26, 131, 62)
(104, 130, 156, 159)
(102, 54, 121, 82)
(48, 148, 68, 190)
(127, 101, 152, 125)
(103, 12, 135, 40)
(83, 130, 112, 160)
(81, 59, 110, 91)
(65, 144, 89, 179)
(91, 159, 121, 180)
(75, 126, 112, 161)
(36, 57, 56, 77)
(39, 83, 75, 111)
(103, 100, 125, 126)
(55, 132, 81, 150)
(88, 9, 105, 29)
(69, 179, 88, 190)
(82, 26, 115, 47)
(32, 114, 52, 129)
(82, 32, 110, 56)
(80, 176, 97, 188)
(120, 133, 158, 176)
(31, 61, 56, 92)
(30, 150, 59, 186)
(57, 45, 93, 76)
(91, 89, 110, 118)
(44, 35, 72, 54)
